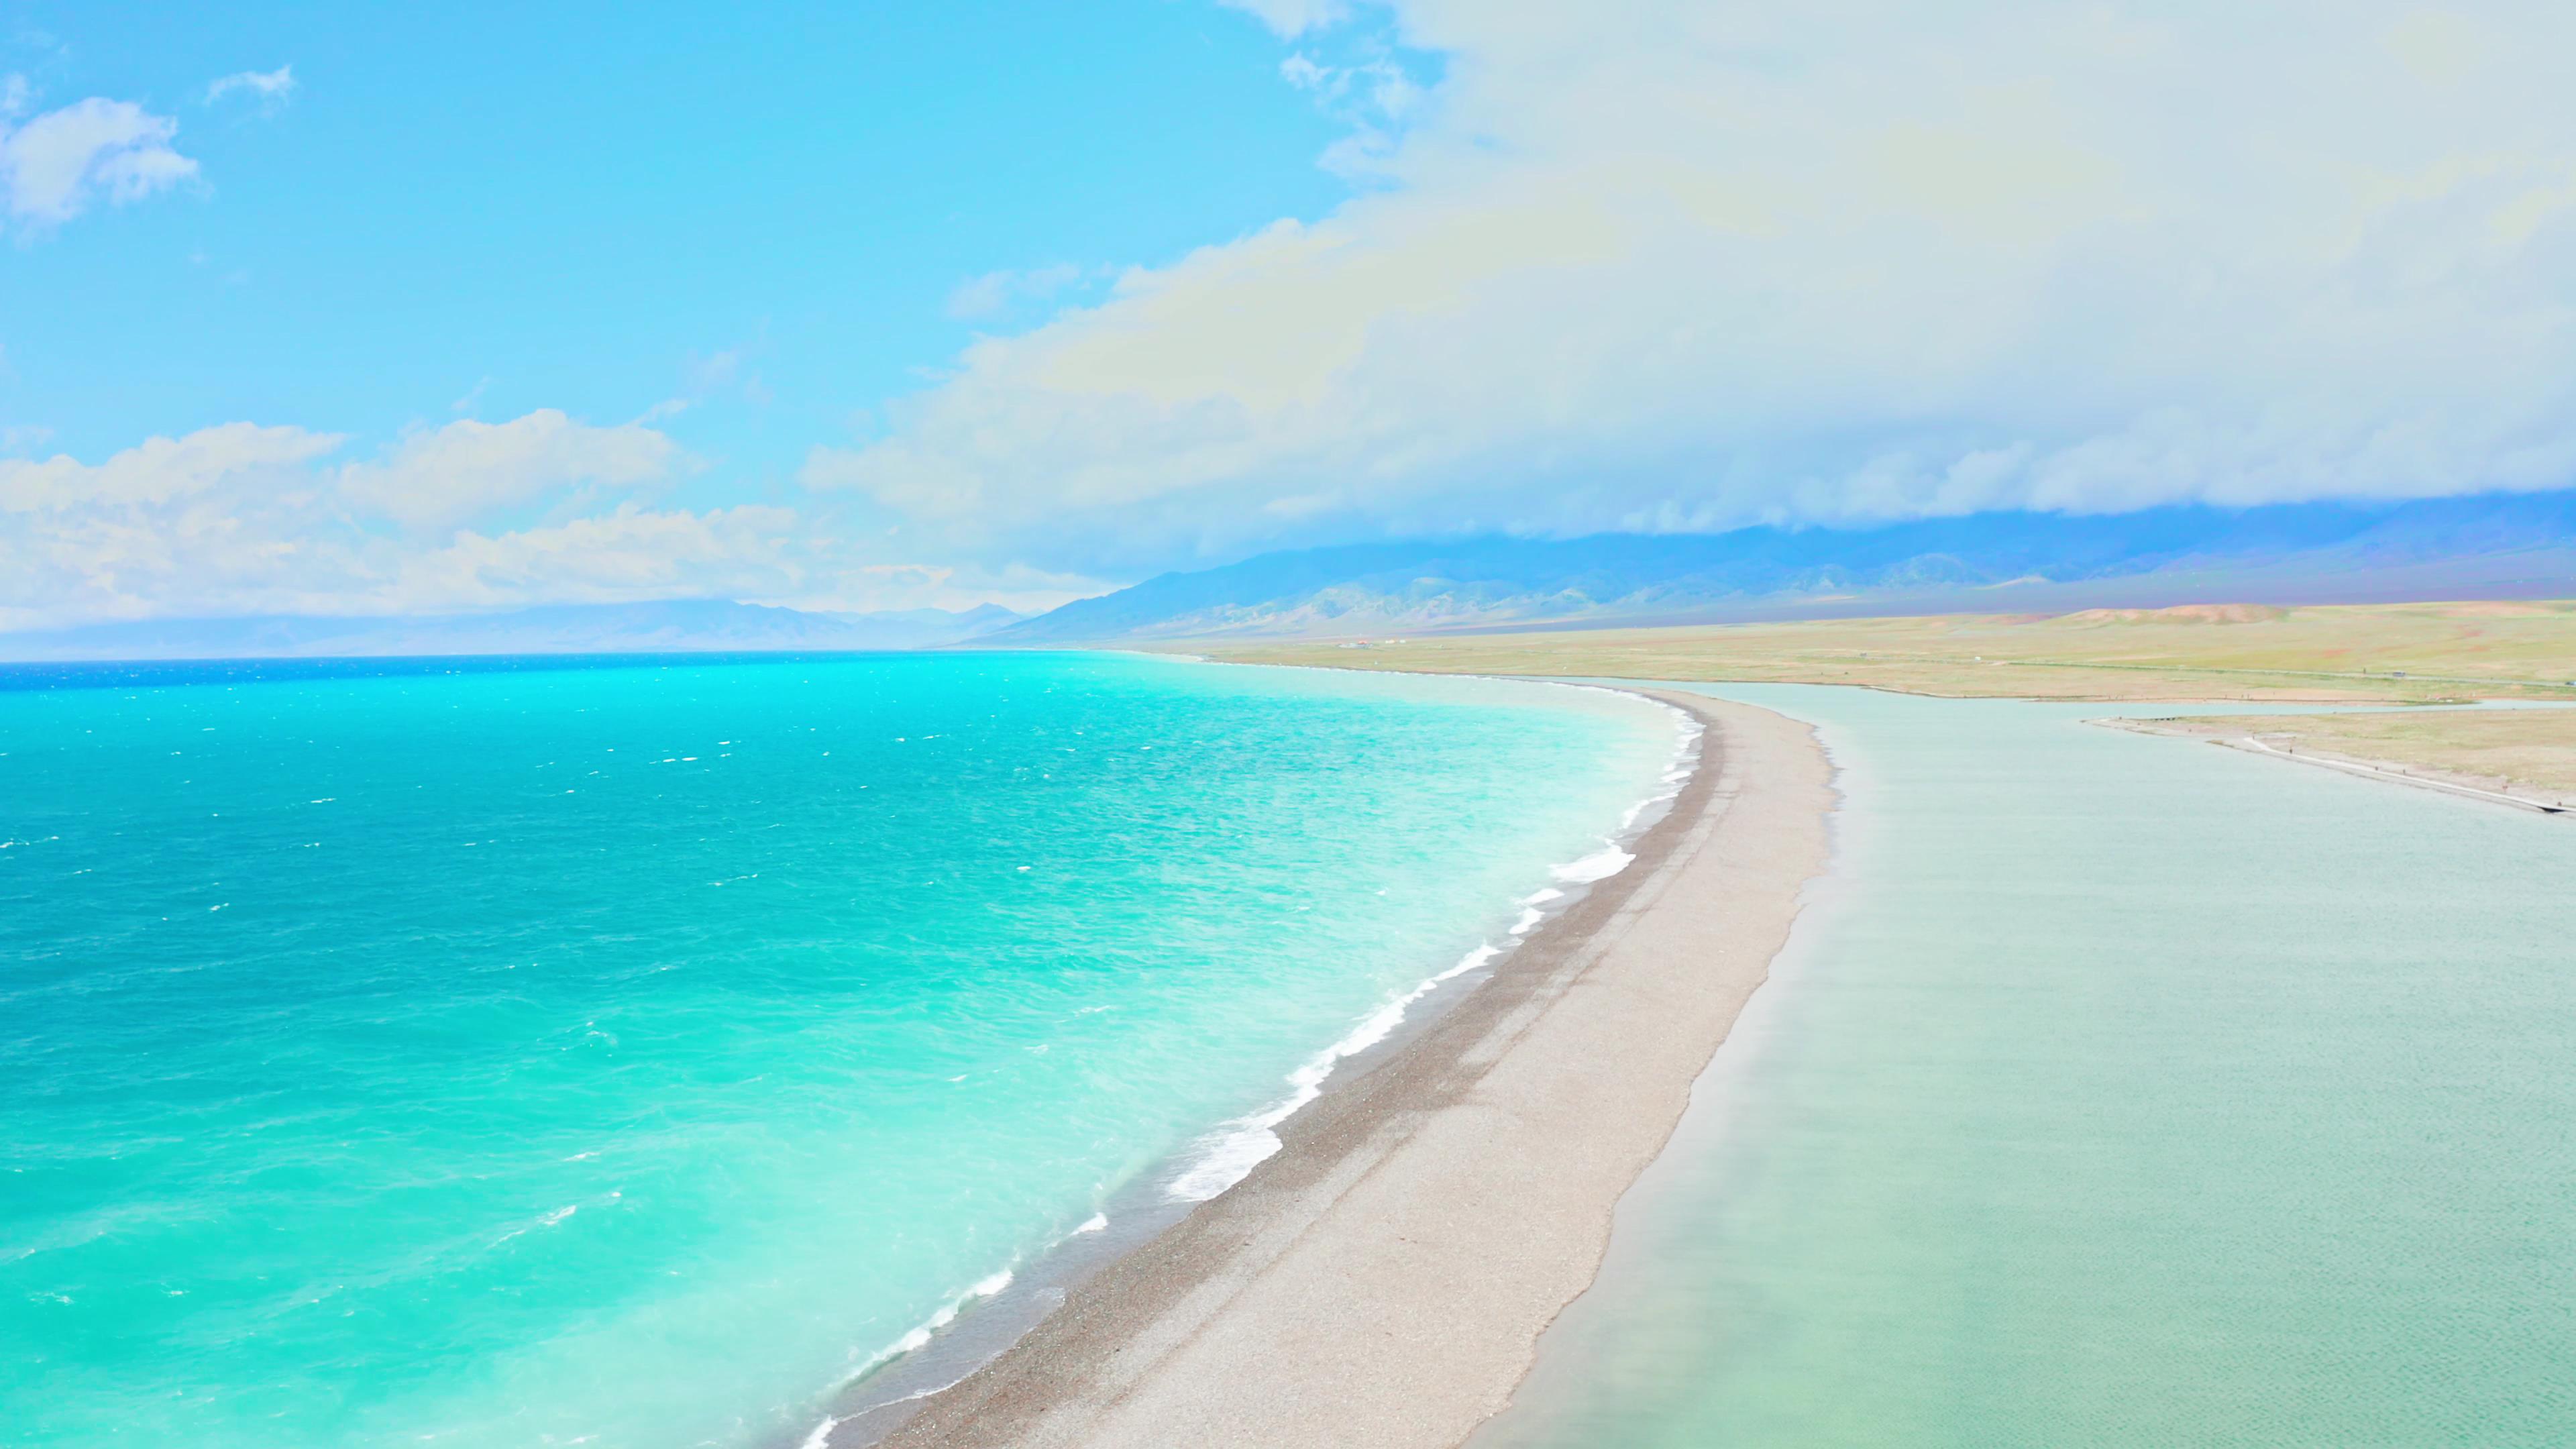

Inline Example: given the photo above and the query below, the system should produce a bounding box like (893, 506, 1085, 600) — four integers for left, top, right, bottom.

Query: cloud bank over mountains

(806, 0, 2576, 574)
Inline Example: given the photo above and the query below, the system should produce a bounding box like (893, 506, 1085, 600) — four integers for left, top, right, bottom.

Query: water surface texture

(1, 651, 1674, 1448)
(1483, 684, 2576, 1448)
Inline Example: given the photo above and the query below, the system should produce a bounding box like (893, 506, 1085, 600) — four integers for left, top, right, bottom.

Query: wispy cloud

(337, 411, 694, 531)
(639, 335, 775, 421)
(206, 64, 296, 109)
(1278, 47, 1427, 178)
(946, 263, 1091, 321)
(1276, 41, 1425, 125)
(0, 91, 197, 230)
(1218, 0, 1349, 38)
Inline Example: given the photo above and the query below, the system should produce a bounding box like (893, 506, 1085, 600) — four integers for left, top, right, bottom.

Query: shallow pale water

(1481, 684, 2576, 1448)
(0, 651, 1675, 1449)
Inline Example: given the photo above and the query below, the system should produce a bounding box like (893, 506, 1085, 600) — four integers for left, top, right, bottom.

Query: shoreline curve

(851, 688, 1836, 1449)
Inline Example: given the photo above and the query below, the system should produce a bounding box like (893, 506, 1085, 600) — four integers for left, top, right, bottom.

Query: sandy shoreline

(847, 690, 1834, 1448)
(2095, 714, 2574, 814)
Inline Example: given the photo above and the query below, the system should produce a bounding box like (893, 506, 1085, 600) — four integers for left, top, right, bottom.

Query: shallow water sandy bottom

(1483, 684, 2576, 1449)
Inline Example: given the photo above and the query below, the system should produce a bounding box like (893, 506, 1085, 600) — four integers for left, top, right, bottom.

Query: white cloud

(1220, 0, 1350, 38)
(1277, 50, 1422, 122)
(392, 511, 1101, 617)
(0, 423, 343, 513)
(0, 424, 368, 627)
(395, 503, 808, 610)
(1, 94, 197, 227)
(804, 0, 2576, 574)
(637, 337, 776, 421)
(206, 64, 295, 108)
(946, 263, 1091, 321)
(1277, 47, 1427, 179)
(337, 410, 693, 529)
(0, 414, 1067, 629)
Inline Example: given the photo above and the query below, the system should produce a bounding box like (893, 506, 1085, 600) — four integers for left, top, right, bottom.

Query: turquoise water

(0, 651, 1676, 1449)
(1482, 685, 2576, 1448)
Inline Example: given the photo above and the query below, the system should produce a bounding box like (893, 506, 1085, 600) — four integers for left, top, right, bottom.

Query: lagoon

(1482, 684, 2576, 1448)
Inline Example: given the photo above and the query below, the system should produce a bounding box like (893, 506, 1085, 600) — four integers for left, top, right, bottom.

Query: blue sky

(7, 3, 1356, 455)
(5, 1, 2575, 627)
(1, 0, 1413, 624)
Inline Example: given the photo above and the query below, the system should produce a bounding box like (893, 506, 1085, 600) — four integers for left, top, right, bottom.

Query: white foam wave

(1441, 943, 1501, 981)
(1621, 792, 1677, 830)
(1075, 1213, 1108, 1234)
(1164, 1125, 1284, 1203)
(1161, 690, 1702, 1212)
(836, 1263, 1021, 1389)
(1165, 941, 1503, 1203)
(814, 1364, 981, 1442)
(1552, 844, 1633, 884)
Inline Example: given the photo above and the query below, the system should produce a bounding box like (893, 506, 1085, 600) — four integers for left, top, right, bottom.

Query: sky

(5, 1, 2575, 629)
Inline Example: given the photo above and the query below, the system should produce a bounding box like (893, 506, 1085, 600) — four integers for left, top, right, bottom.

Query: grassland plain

(1188, 599, 2576, 805)
(1189, 599, 2576, 703)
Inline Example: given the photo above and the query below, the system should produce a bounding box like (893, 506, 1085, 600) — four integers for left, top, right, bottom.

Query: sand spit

(855, 692, 1834, 1449)
(2100, 714, 2574, 814)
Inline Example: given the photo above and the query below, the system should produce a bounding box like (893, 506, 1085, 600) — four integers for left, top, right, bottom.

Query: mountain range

(990, 490, 2576, 643)
(0, 600, 1023, 661)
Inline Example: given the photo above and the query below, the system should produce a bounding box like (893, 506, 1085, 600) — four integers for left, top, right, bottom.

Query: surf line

(808, 678, 1702, 1448)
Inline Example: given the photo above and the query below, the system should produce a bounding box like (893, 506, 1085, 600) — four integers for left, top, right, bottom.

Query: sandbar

(859, 690, 1834, 1448)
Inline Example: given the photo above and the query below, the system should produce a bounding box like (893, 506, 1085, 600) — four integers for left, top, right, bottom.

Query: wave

(814, 682, 1709, 1440)
(832, 1265, 1019, 1394)
(1165, 941, 1504, 1203)
(1551, 845, 1634, 884)
(1161, 691, 1704, 1207)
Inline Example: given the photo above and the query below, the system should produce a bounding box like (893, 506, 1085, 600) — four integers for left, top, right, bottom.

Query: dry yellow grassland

(1183, 598, 2576, 807)
(1190, 599, 2576, 705)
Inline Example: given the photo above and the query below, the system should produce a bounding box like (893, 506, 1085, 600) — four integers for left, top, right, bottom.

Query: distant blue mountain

(996, 490, 2576, 641)
(0, 600, 1024, 661)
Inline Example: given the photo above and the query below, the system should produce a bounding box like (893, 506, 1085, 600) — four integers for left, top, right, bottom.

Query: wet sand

(859, 690, 1834, 1449)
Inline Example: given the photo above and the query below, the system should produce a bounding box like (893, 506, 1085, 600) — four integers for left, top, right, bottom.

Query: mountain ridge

(991, 491, 2576, 643)
(0, 600, 1024, 661)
